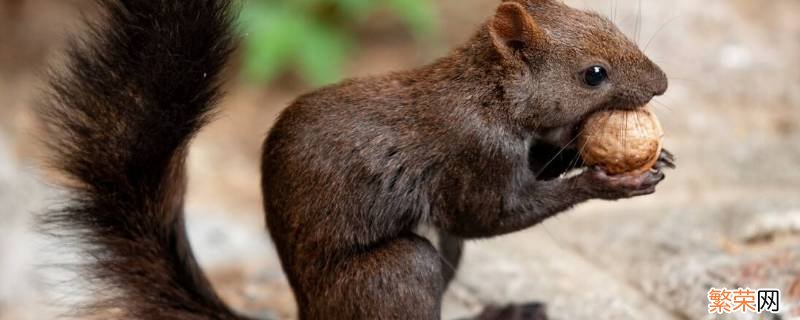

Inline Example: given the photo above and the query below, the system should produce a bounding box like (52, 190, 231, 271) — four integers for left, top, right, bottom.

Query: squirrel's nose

(651, 74, 668, 96)
(648, 65, 669, 96)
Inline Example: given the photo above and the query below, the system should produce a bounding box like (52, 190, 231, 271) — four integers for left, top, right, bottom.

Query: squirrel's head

(486, 0, 667, 130)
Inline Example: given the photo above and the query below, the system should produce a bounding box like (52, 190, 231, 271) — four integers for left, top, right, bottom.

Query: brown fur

(41, 0, 674, 319)
(262, 0, 672, 319)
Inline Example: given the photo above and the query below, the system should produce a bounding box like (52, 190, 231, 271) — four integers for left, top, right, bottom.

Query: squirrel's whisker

(644, 14, 680, 53)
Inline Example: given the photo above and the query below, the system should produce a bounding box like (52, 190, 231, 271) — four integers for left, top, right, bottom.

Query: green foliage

(238, 0, 437, 86)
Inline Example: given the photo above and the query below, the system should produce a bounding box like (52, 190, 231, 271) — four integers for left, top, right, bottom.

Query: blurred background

(1, 0, 799, 319)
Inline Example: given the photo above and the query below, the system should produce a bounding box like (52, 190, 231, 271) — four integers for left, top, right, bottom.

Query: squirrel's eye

(584, 66, 608, 87)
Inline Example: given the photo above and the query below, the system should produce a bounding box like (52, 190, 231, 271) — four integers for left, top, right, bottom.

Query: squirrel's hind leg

(303, 234, 445, 320)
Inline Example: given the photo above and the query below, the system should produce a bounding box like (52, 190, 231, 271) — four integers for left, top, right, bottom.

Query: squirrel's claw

(654, 148, 676, 170)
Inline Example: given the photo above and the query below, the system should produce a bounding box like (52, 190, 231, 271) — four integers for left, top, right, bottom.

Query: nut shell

(579, 107, 663, 175)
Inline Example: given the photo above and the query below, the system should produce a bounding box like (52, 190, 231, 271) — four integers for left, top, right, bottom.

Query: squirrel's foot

(471, 302, 548, 320)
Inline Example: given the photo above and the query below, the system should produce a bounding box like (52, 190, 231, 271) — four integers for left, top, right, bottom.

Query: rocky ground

(1, 0, 799, 319)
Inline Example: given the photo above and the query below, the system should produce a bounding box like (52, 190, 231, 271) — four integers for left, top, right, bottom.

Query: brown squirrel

(40, 0, 674, 319)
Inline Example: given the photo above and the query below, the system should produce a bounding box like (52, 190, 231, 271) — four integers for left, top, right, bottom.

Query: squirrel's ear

(490, 2, 545, 56)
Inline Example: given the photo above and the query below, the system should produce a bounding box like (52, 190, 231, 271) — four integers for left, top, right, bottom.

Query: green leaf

(238, 2, 301, 81)
(235, 0, 438, 85)
(295, 22, 351, 86)
(386, 0, 438, 39)
(337, 0, 378, 19)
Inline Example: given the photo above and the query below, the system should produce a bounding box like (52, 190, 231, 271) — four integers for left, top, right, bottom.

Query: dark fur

(40, 0, 674, 319)
(39, 1, 245, 319)
(261, 0, 672, 319)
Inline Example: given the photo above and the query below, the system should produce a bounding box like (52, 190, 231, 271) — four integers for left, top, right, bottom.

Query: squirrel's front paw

(578, 166, 665, 200)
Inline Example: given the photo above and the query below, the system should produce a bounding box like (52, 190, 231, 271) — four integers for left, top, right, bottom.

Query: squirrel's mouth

(529, 104, 646, 180)
(529, 103, 654, 180)
(537, 120, 583, 149)
(529, 123, 586, 180)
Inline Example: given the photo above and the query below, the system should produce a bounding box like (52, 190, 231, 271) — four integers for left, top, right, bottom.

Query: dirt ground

(1, 0, 799, 319)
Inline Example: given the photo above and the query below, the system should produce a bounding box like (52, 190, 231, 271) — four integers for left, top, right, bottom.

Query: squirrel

(39, 0, 675, 320)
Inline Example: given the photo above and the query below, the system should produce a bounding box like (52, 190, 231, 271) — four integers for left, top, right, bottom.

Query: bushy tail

(39, 1, 248, 319)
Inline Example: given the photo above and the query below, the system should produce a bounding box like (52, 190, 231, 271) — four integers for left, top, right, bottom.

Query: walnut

(579, 107, 663, 175)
